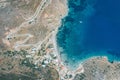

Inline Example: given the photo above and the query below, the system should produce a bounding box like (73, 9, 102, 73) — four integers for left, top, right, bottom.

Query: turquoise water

(57, 0, 120, 67)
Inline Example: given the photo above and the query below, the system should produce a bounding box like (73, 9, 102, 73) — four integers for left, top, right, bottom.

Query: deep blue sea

(57, 0, 120, 68)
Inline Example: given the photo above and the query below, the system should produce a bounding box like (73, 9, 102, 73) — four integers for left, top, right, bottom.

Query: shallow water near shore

(57, 0, 120, 68)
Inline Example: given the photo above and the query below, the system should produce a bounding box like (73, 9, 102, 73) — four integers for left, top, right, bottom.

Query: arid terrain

(0, 0, 68, 80)
(74, 57, 120, 80)
(0, 0, 41, 50)
(0, 0, 67, 51)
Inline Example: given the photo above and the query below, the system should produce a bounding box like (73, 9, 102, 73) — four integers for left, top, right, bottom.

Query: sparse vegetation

(73, 57, 120, 80)
(0, 49, 59, 80)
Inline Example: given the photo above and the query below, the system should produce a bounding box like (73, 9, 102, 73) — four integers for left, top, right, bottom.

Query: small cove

(57, 0, 120, 68)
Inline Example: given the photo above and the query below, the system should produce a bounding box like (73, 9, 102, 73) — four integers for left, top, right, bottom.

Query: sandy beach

(52, 0, 85, 79)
